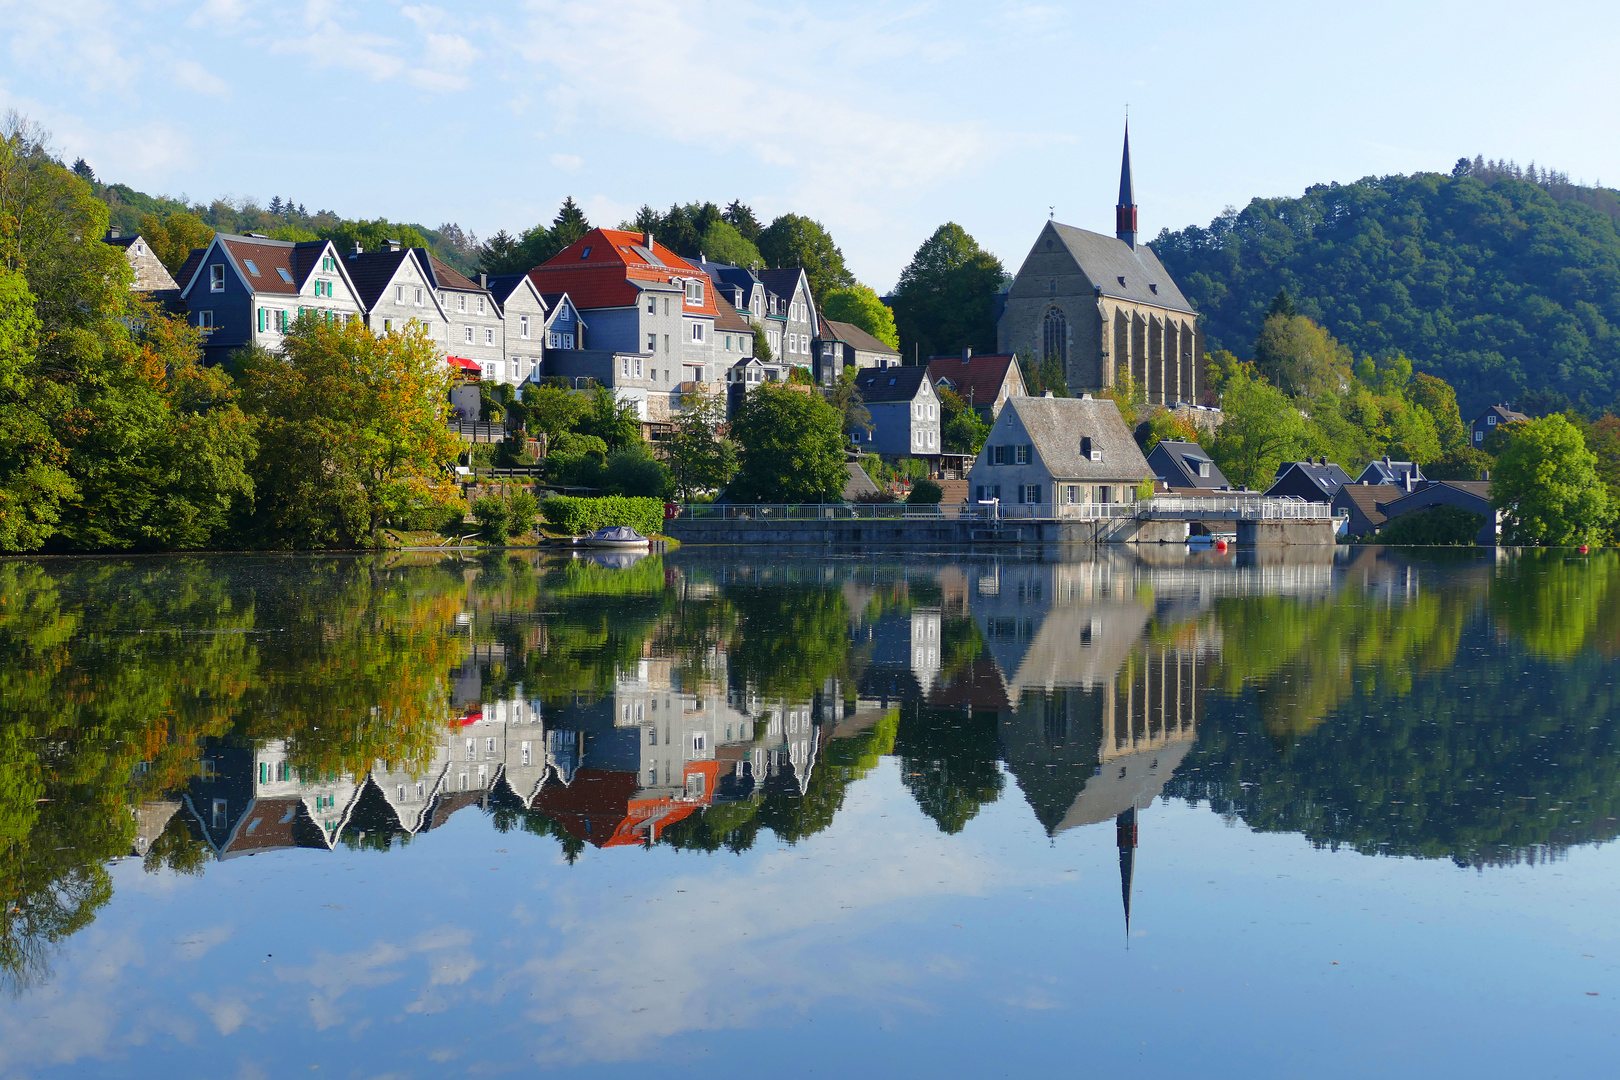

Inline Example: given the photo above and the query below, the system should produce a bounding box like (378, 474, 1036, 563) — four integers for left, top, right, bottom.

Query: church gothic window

(1043, 307, 1067, 364)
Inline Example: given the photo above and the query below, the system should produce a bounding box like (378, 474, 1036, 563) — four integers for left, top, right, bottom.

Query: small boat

(575, 525, 652, 550)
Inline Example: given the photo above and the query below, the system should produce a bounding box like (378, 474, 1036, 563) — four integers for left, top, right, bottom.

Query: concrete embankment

(665, 516, 1334, 546)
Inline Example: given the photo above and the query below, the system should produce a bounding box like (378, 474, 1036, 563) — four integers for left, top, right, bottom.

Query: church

(997, 127, 1204, 407)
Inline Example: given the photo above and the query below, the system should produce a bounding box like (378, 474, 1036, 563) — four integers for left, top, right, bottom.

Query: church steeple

(1116, 805, 1137, 938)
(1115, 124, 1138, 250)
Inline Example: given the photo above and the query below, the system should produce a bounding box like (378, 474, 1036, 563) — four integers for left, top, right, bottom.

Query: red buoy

(1580, 544, 1590, 554)
(1215, 540, 1228, 552)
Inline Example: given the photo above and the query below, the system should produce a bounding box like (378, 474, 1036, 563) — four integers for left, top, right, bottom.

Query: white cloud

(549, 153, 583, 172)
(173, 924, 233, 961)
(172, 59, 231, 97)
(185, 0, 255, 32)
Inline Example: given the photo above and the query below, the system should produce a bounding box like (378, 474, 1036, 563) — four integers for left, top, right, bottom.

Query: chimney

(643, 231, 655, 250)
(479, 273, 487, 289)
(961, 347, 973, 363)
(354, 242, 363, 255)
(109, 226, 121, 239)
(1404, 471, 1414, 493)
(387, 238, 401, 252)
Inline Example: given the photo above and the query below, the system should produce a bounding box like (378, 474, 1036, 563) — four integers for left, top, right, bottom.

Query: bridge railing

(670, 503, 996, 521)
(1141, 495, 1333, 520)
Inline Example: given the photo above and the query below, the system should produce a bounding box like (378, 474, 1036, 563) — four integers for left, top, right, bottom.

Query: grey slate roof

(1356, 458, 1426, 485)
(484, 273, 529, 305)
(1006, 395, 1150, 481)
(757, 267, 806, 303)
(1477, 404, 1529, 425)
(343, 249, 415, 310)
(1270, 460, 1353, 495)
(821, 318, 897, 357)
(853, 366, 930, 403)
(1049, 222, 1195, 313)
(1148, 440, 1229, 488)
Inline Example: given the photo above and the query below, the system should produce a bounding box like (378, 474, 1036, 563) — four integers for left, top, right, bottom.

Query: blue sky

(3, 0, 1617, 289)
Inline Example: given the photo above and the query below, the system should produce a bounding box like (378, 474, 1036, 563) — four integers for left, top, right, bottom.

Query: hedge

(541, 495, 664, 537)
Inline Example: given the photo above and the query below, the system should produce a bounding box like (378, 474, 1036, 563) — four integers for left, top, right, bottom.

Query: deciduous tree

(891, 223, 1004, 363)
(821, 283, 899, 350)
(729, 385, 847, 502)
(1491, 414, 1612, 546)
(757, 214, 853, 300)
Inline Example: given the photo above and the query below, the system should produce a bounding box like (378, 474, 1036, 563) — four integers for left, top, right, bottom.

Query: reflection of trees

(1491, 550, 1620, 660)
(724, 584, 851, 701)
(1171, 611, 1620, 867)
(893, 701, 1003, 834)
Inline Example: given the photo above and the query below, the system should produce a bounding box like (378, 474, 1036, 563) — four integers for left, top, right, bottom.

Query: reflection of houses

(180, 739, 365, 858)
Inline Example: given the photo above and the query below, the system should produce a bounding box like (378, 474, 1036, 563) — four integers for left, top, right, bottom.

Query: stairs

(937, 478, 971, 506)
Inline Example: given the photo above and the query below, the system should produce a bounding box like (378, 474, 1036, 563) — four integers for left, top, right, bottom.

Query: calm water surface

(3, 546, 1619, 1078)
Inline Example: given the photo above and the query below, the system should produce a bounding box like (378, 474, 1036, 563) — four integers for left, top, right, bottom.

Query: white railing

(671, 503, 995, 521)
(668, 496, 1332, 524)
(1142, 495, 1333, 520)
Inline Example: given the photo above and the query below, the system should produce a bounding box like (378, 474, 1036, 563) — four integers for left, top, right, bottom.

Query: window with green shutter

(259, 762, 269, 784)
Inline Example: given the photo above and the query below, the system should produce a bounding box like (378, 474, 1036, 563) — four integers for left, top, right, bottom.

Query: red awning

(447, 355, 481, 372)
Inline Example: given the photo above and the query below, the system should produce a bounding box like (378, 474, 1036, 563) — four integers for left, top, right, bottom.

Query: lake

(2, 545, 1617, 1078)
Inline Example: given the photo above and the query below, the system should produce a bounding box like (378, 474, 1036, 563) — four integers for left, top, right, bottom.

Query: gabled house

(758, 267, 818, 374)
(967, 394, 1150, 513)
(1355, 457, 1426, 487)
(817, 319, 901, 386)
(1378, 480, 1500, 545)
(177, 233, 364, 364)
(103, 228, 178, 292)
(851, 366, 942, 458)
(529, 290, 586, 352)
(529, 228, 724, 419)
(1145, 439, 1229, 490)
(415, 251, 509, 381)
(698, 257, 768, 329)
(344, 244, 449, 345)
(1266, 458, 1352, 502)
(1471, 404, 1528, 447)
(926, 352, 1027, 421)
(481, 271, 551, 385)
(1331, 483, 1403, 537)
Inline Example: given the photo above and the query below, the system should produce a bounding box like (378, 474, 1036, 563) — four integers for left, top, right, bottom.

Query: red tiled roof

(527, 228, 718, 317)
(927, 354, 1024, 406)
(217, 237, 304, 295)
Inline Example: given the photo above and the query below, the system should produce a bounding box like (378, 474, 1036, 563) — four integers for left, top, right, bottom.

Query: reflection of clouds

(275, 942, 408, 1031)
(174, 923, 233, 961)
(191, 991, 253, 1035)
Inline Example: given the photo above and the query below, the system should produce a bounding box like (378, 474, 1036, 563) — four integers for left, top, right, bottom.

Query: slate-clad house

(758, 267, 818, 373)
(475, 270, 550, 385)
(817, 319, 901, 386)
(1332, 483, 1403, 537)
(528, 290, 585, 353)
(344, 245, 448, 344)
(178, 233, 363, 364)
(926, 352, 1027, 421)
(851, 366, 941, 458)
(1146, 439, 1230, 490)
(713, 294, 757, 369)
(1265, 459, 1353, 502)
(698, 257, 768, 330)
(1471, 404, 1528, 447)
(967, 394, 1151, 513)
(414, 250, 508, 381)
(1377, 480, 1500, 545)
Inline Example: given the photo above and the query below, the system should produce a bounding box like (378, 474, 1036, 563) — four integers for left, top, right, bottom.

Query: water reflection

(6, 547, 1620, 997)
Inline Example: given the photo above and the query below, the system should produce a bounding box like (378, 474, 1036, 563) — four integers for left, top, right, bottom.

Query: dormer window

(1117, 276, 1126, 286)
(1149, 283, 1158, 294)
(1198, 461, 1210, 477)
(684, 279, 704, 305)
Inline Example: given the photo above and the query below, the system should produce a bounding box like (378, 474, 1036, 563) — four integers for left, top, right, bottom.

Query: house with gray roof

(103, 228, 178, 292)
(816, 318, 900, 386)
(1355, 457, 1426, 487)
(851, 366, 941, 458)
(415, 249, 511, 382)
(967, 394, 1151, 514)
(757, 267, 818, 374)
(1471, 404, 1528, 447)
(344, 245, 449, 346)
(1265, 459, 1353, 502)
(1146, 439, 1230, 490)
(997, 126, 1203, 407)
(1378, 480, 1500, 545)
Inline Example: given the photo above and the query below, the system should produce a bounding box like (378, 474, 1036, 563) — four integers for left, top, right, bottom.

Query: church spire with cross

(1115, 123, 1138, 250)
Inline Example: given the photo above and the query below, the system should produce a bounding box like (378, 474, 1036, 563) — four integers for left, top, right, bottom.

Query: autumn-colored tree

(240, 316, 461, 547)
(138, 209, 214, 274)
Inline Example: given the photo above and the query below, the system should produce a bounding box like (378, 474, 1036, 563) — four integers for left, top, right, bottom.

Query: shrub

(507, 489, 538, 537)
(395, 494, 466, 533)
(906, 478, 943, 504)
(601, 445, 671, 498)
(1378, 505, 1484, 545)
(472, 495, 510, 543)
(541, 495, 664, 537)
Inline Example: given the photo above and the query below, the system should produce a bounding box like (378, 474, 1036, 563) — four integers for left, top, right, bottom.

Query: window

(692, 731, 706, 752)
(580, 246, 592, 259)
(1198, 461, 1210, 477)
(691, 322, 705, 343)
(322, 254, 335, 272)
(788, 334, 798, 355)
(634, 357, 644, 378)
(663, 334, 670, 353)
(211, 799, 227, 830)
(395, 285, 405, 305)
(684, 279, 704, 305)
(1065, 484, 1080, 504)
(519, 315, 529, 339)
(1099, 486, 1113, 504)
(244, 259, 260, 277)
(458, 294, 466, 313)
(1474, 429, 1484, 443)
(1487, 415, 1497, 425)
(646, 332, 656, 352)
(1024, 484, 1043, 504)
(1015, 444, 1032, 465)
(1043, 307, 1068, 365)
(928, 403, 936, 420)
(647, 294, 657, 314)
(415, 288, 423, 306)
(725, 335, 732, 350)
(277, 267, 294, 284)
(465, 326, 474, 343)
(992, 445, 1006, 465)
(622, 356, 631, 377)
(484, 327, 494, 346)
(209, 264, 225, 292)
(478, 297, 486, 315)
(275, 309, 288, 331)
(383, 318, 392, 332)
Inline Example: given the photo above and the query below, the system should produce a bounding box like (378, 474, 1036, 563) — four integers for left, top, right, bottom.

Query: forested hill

(1153, 159, 1620, 415)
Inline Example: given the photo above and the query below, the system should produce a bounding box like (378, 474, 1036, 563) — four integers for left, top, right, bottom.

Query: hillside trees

(757, 214, 853, 299)
(822, 283, 900, 349)
(891, 223, 1004, 363)
(1154, 165, 1620, 413)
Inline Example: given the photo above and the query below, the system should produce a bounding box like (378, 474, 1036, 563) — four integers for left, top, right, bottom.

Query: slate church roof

(1046, 221, 1196, 314)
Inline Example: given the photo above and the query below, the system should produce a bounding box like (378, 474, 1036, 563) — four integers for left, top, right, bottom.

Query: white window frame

(691, 322, 705, 343)
(457, 294, 466, 313)
(519, 315, 529, 339)
(485, 327, 495, 346)
(395, 285, 404, 305)
(465, 326, 474, 344)
(414, 288, 423, 307)
(209, 264, 225, 292)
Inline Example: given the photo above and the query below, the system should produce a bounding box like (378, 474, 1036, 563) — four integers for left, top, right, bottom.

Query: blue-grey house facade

(850, 366, 941, 458)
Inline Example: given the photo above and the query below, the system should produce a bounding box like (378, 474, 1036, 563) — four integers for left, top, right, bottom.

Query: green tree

(240, 316, 460, 547)
(1491, 414, 1612, 545)
(0, 268, 72, 551)
(600, 444, 671, 498)
(750, 320, 775, 363)
(1378, 505, 1484, 545)
(1208, 365, 1312, 489)
(892, 223, 1004, 363)
(577, 386, 642, 451)
(1252, 312, 1353, 399)
(698, 220, 761, 268)
(137, 210, 214, 274)
(318, 218, 431, 257)
(938, 385, 989, 453)
(729, 385, 847, 502)
(723, 200, 762, 242)
(757, 214, 853, 299)
(665, 393, 737, 500)
(550, 196, 591, 249)
(523, 383, 593, 447)
(821, 284, 900, 350)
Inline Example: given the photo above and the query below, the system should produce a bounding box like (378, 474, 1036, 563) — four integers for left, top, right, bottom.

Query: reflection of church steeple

(1116, 805, 1137, 937)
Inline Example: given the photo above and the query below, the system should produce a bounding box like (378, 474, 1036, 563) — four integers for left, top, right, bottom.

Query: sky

(3, 0, 1618, 290)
